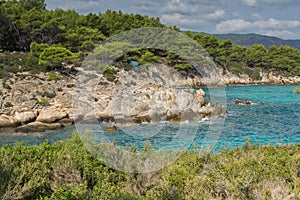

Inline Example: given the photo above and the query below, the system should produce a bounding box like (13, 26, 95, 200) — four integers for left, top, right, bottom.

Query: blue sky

(46, 0, 300, 39)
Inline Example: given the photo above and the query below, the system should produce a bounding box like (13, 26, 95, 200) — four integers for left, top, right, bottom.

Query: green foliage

(0, 0, 300, 77)
(47, 72, 60, 81)
(103, 67, 118, 82)
(39, 46, 79, 69)
(139, 51, 159, 64)
(1, 135, 300, 199)
(67, 84, 75, 88)
(38, 97, 49, 105)
(4, 101, 13, 108)
(174, 63, 193, 70)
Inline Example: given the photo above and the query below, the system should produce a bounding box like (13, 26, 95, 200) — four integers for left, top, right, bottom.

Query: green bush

(174, 63, 193, 70)
(103, 67, 117, 82)
(1, 134, 300, 199)
(38, 97, 49, 106)
(139, 51, 159, 64)
(47, 72, 60, 81)
(39, 46, 80, 69)
(4, 102, 13, 108)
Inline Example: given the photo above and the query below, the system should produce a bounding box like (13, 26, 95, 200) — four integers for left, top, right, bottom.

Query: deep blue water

(0, 85, 299, 152)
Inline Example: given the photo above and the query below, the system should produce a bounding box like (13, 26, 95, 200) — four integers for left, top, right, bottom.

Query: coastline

(0, 69, 299, 133)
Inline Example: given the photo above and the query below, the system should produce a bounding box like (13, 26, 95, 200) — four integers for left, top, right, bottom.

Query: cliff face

(0, 64, 227, 132)
(74, 64, 226, 129)
(0, 63, 298, 132)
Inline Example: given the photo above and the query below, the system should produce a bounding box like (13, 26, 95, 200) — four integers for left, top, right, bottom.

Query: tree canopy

(0, 0, 299, 77)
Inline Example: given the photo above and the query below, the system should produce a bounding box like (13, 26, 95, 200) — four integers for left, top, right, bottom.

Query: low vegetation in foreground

(1, 133, 300, 199)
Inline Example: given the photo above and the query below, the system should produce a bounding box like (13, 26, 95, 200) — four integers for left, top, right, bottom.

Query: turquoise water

(0, 85, 299, 151)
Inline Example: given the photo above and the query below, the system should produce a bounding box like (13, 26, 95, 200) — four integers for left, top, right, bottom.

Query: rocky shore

(223, 71, 300, 85)
(0, 64, 299, 133)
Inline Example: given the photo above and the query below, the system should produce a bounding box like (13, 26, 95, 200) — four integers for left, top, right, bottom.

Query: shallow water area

(0, 85, 299, 152)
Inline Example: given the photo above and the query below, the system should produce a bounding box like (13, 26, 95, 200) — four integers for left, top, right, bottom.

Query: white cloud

(242, 0, 257, 6)
(253, 18, 300, 29)
(264, 29, 297, 38)
(45, 0, 300, 39)
(205, 9, 226, 20)
(216, 19, 252, 32)
(161, 13, 203, 27)
(242, 0, 300, 7)
(252, 13, 264, 20)
(216, 18, 300, 38)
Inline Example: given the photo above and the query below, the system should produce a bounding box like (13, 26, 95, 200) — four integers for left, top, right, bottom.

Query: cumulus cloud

(205, 9, 226, 20)
(242, 0, 300, 7)
(45, 0, 300, 39)
(161, 13, 205, 28)
(242, 0, 257, 6)
(252, 13, 264, 20)
(216, 18, 300, 38)
(216, 19, 252, 32)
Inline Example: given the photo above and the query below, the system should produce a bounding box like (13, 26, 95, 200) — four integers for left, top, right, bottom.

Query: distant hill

(212, 33, 300, 50)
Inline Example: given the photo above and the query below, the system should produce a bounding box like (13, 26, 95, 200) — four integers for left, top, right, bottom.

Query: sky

(46, 0, 300, 39)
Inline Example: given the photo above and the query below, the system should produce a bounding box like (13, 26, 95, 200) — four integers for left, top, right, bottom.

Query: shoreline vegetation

(0, 1, 299, 132)
(1, 133, 300, 199)
(0, 1, 300, 199)
(0, 0, 299, 80)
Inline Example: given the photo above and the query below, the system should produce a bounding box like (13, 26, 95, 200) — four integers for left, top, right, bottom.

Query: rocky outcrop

(8, 63, 300, 132)
(72, 64, 227, 127)
(36, 108, 68, 123)
(0, 114, 20, 128)
(0, 63, 298, 133)
(223, 71, 300, 85)
(14, 111, 37, 124)
(15, 122, 64, 133)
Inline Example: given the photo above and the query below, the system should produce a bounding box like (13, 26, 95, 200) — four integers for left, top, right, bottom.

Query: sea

(0, 85, 299, 152)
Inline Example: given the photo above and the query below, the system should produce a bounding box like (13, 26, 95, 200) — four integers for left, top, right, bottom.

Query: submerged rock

(106, 125, 117, 132)
(233, 99, 252, 105)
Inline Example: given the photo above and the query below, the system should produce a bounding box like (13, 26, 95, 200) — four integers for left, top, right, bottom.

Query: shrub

(103, 67, 117, 82)
(39, 46, 80, 69)
(4, 102, 13, 108)
(140, 51, 159, 64)
(67, 84, 75, 88)
(48, 72, 60, 81)
(2, 82, 11, 90)
(174, 63, 193, 70)
(38, 98, 49, 105)
(1, 135, 300, 199)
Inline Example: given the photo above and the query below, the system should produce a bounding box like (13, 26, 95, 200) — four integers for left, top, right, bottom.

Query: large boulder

(14, 121, 64, 133)
(0, 114, 20, 128)
(36, 108, 68, 123)
(14, 111, 37, 124)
